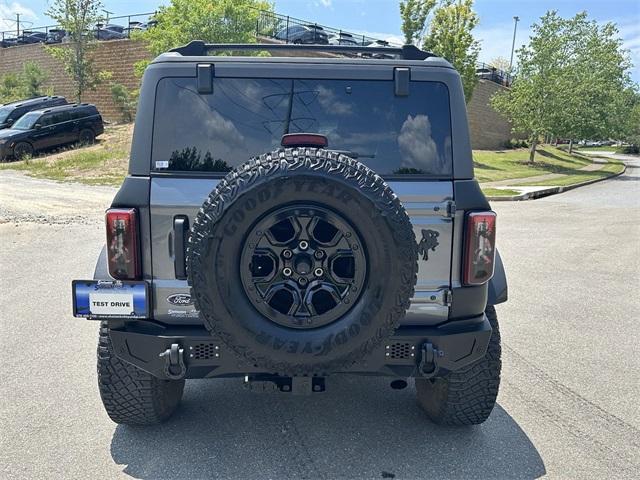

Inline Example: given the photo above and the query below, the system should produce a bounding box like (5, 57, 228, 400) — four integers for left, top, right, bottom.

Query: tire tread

(97, 323, 184, 425)
(415, 306, 501, 426)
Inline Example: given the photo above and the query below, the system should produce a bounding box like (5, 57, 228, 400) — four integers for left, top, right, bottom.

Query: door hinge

(444, 289, 453, 306)
(445, 200, 456, 218)
(412, 289, 452, 307)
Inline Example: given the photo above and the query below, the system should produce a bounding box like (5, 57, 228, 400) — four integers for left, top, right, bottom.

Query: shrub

(502, 138, 529, 149)
(110, 83, 138, 123)
(616, 145, 639, 154)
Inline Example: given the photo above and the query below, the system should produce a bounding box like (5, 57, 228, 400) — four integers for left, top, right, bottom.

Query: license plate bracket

(72, 280, 149, 320)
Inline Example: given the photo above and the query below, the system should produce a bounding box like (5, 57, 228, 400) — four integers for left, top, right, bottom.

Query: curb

(485, 164, 627, 202)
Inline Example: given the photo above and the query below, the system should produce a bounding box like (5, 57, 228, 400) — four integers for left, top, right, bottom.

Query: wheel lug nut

(314, 268, 323, 277)
(298, 277, 308, 286)
(283, 249, 292, 259)
(283, 267, 292, 277)
(314, 250, 324, 259)
(299, 240, 309, 250)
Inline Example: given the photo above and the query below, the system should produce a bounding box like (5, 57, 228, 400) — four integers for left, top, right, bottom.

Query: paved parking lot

(1, 159, 638, 479)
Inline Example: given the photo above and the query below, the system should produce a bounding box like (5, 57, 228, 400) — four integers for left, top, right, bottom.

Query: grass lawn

(517, 161, 625, 187)
(0, 124, 131, 186)
(473, 146, 593, 183)
(480, 188, 521, 197)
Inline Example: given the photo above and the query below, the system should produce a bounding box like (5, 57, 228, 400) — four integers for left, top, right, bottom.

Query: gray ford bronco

(72, 42, 507, 426)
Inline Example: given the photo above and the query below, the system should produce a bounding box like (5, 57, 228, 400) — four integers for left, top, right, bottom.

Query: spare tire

(187, 148, 417, 375)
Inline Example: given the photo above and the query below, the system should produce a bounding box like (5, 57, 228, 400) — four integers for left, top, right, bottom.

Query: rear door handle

(173, 216, 189, 279)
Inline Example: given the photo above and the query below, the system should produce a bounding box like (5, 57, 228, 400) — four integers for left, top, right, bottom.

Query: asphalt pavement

(0, 158, 638, 479)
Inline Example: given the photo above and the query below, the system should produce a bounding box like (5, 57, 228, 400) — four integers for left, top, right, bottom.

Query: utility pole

(509, 16, 520, 71)
(16, 12, 20, 37)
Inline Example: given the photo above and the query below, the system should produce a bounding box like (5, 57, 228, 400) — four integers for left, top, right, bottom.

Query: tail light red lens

(281, 133, 328, 148)
(105, 208, 140, 280)
(463, 211, 497, 286)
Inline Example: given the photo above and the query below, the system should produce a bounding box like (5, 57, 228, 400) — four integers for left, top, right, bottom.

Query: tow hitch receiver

(418, 342, 444, 378)
(244, 374, 326, 395)
(159, 343, 187, 380)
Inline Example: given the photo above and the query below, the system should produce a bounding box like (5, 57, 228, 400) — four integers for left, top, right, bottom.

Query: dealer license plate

(72, 280, 149, 319)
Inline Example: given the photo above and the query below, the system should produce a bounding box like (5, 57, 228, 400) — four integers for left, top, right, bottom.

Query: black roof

(26, 103, 98, 116)
(1, 96, 66, 108)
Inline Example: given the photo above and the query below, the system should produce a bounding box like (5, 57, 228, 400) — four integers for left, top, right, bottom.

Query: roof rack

(169, 41, 435, 61)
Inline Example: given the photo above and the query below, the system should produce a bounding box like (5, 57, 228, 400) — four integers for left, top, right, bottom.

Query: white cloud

(0, 1, 38, 33)
(313, 0, 333, 9)
(397, 114, 443, 173)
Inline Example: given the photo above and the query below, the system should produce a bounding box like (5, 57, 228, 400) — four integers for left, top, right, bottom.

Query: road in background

(1, 161, 638, 479)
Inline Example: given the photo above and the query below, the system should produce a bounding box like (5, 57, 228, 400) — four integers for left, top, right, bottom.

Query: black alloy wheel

(240, 205, 367, 329)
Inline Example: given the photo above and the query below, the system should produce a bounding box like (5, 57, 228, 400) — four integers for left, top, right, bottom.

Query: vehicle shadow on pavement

(110, 376, 545, 479)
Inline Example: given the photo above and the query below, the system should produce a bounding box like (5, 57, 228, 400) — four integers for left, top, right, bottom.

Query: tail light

(281, 133, 328, 148)
(463, 211, 497, 286)
(106, 208, 140, 280)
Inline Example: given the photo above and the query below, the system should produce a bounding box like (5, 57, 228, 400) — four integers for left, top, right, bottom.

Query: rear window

(151, 77, 452, 176)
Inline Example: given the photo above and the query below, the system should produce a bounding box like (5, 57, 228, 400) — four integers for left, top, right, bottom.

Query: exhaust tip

(390, 379, 408, 390)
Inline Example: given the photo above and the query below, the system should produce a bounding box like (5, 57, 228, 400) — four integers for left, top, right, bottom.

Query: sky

(1, 0, 639, 81)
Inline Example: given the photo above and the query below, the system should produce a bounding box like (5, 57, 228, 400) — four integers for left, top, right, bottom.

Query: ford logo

(166, 293, 193, 306)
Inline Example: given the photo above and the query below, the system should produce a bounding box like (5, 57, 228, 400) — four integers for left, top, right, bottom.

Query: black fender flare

(93, 245, 111, 280)
(487, 249, 508, 305)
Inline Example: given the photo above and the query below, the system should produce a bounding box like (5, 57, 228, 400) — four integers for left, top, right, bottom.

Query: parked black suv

(0, 96, 68, 130)
(275, 24, 329, 44)
(72, 42, 507, 427)
(0, 103, 103, 160)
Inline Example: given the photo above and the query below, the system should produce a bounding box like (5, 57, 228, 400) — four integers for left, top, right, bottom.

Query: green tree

(110, 83, 138, 123)
(46, 0, 108, 102)
(551, 14, 632, 152)
(137, 0, 273, 61)
(489, 56, 510, 72)
(619, 88, 640, 148)
(22, 62, 50, 97)
(492, 12, 574, 162)
(423, 0, 481, 102)
(0, 73, 23, 103)
(399, 0, 437, 45)
(0, 63, 51, 103)
(493, 11, 634, 161)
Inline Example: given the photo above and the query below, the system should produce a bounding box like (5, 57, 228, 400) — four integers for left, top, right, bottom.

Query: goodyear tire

(97, 324, 185, 425)
(188, 148, 418, 375)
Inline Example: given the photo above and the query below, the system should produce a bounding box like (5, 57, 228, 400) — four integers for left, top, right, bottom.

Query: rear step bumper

(108, 314, 492, 380)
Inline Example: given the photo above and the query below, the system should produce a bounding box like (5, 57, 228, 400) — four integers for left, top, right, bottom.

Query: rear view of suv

(72, 42, 507, 427)
(0, 96, 68, 130)
(0, 103, 103, 160)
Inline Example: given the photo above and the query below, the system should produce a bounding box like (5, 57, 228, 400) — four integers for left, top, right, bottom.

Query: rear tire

(13, 141, 33, 160)
(415, 306, 501, 426)
(97, 323, 185, 425)
(78, 128, 95, 145)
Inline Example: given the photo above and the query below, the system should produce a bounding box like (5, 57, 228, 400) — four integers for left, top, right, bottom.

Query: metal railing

(475, 62, 513, 87)
(1, 11, 156, 46)
(1, 9, 391, 49)
(254, 10, 390, 46)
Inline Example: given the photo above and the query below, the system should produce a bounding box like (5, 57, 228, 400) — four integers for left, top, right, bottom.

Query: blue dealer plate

(72, 280, 149, 319)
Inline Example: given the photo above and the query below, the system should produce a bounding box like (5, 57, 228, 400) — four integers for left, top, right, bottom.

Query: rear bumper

(107, 314, 492, 380)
